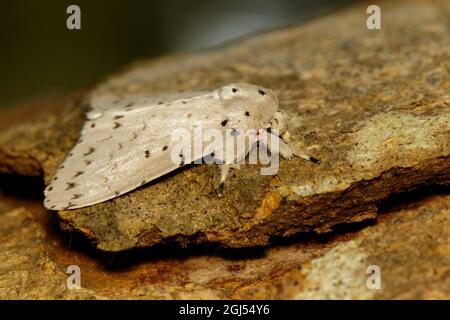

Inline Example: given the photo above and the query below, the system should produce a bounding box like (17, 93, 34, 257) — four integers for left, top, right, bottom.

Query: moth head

(217, 83, 279, 118)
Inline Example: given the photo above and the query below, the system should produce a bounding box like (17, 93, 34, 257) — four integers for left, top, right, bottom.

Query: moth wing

(88, 91, 209, 120)
(44, 92, 262, 210)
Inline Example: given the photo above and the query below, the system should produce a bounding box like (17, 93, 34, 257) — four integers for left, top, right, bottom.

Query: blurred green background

(0, 0, 354, 108)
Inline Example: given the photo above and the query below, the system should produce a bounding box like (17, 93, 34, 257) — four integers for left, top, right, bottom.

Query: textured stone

(0, 196, 341, 299)
(0, 0, 449, 299)
(0, 0, 449, 253)
(0, 207, 99, 299)
(292, 193, 450, 299)
(0, 189, 448, 299)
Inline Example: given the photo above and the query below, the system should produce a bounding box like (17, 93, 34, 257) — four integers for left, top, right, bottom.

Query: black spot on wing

(114, 115, 124, 120)
(221, 120, 229, 126)
(113, 122, 121, 129)
(145, 150, 151, 158)
(73, 171, 84, 178)
(83, 147, 95, 157)
(66, 182, 76, 190)
(179, 153, 185, 166)
(245, 111, 250, 116)
(232, 88, 238, 93)
(91, 123, 96, 128)
(258, 89, 266, 95)
(114, 191, 120, 196)
(162, 146, 168, 151)
(72, 194, 82, 200)
(66, 202, 76, 209)
(84, 159, 92, 166)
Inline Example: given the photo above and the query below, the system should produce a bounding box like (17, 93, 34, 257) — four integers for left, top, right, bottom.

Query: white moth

(44, 83, 316, 210)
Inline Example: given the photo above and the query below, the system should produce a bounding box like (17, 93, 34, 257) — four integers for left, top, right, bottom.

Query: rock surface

(293, 193, 450, 299)
(0, 0, 449, 255)
(0, 187, 448, 299)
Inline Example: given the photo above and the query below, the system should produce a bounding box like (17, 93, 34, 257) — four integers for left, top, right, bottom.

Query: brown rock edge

(0, 0, 449, 253)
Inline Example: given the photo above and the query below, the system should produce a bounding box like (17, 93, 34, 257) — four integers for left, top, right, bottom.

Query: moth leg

(265, 110, 320, 163)
(277, 136, 294, 159)
(279, 131, 320, 163)
(264, 131, 320, 163)
(217, 164, 230, 196)
(267, 134, 293, 159)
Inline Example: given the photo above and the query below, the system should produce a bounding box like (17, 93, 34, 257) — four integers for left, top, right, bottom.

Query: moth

(44, 83, 317, 210)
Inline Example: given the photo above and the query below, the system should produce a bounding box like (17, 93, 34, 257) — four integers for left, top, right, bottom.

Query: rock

(291, 193, 450, 299)
(0, 196, 342, 299)
(0, 188, 448, 299)
(0, 0, 449, 252)
(0, 207, 99, 299)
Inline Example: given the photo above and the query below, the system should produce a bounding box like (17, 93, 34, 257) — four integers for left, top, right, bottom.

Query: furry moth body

(44, 83, 312, 210)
